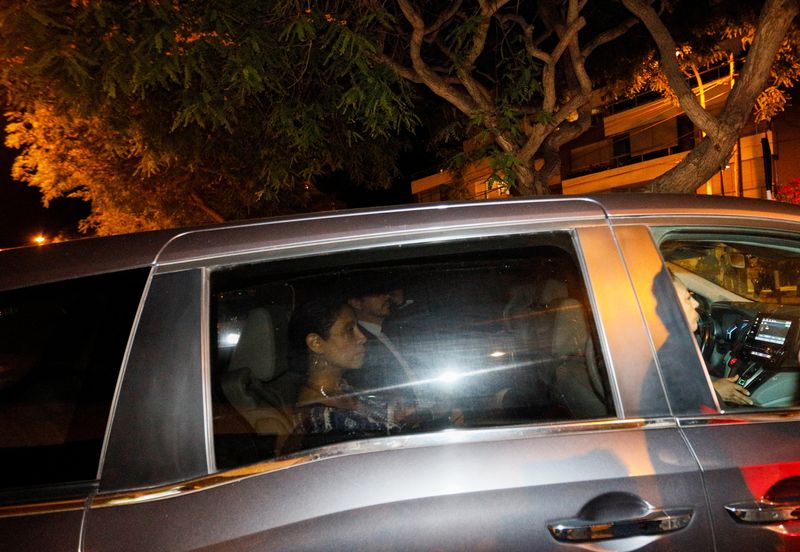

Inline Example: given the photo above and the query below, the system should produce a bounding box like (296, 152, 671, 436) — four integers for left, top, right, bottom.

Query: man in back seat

(346, 282, 418, 402)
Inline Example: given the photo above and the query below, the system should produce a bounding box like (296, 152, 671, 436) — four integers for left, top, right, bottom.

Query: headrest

(228, 308, 276, 381)
(503, 284, 538, 316)
(550, 298, 589, 357)
(538, 278, 569, 306)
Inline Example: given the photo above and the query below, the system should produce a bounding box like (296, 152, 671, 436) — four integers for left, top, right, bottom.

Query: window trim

(91, 417, 672, 510)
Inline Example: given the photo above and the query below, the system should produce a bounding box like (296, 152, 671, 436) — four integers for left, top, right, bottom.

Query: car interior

(660, 231, 800, 409)
(210, 235, 616, 468)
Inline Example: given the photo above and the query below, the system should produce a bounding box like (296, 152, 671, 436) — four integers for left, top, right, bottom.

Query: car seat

(551, 298, 609, 418)
(220, 308, 298, 456)
(498, 278, 570, 415)
(503, 278, 570, 356)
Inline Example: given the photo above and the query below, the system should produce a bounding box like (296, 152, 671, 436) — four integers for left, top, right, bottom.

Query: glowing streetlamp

(33, 235, 47, 246)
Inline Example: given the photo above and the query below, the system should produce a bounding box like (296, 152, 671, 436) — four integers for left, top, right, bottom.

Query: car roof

(2, 194, 799, 292)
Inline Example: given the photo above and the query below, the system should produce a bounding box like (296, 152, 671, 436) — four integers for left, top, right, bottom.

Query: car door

(83, 203, 713, 551)
(0, 269, 148, 552)
(615, 220, 800, 552)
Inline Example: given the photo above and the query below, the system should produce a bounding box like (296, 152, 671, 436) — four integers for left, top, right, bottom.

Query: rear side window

(0, 269, 147, 493)
(211, 234, 613, 469)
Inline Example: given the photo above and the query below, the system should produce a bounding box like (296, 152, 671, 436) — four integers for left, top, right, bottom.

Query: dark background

(0, 123, 89, 249)
(0, 115, 439, 249)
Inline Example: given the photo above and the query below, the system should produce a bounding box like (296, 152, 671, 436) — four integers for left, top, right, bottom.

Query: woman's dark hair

(288, 296, 349, 374)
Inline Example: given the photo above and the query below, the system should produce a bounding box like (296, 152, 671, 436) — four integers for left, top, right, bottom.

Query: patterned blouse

(292, 382, 403, 448)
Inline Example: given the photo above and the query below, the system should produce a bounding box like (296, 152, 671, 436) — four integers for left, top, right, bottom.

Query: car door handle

(725, 500, 800, 524)
(548, 507, 694, 542)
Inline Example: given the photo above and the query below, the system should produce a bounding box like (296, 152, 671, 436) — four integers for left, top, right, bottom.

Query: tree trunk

(631, 0, 799, 193)
(513, 161, 549, 196)
(651, 132, 738, 193)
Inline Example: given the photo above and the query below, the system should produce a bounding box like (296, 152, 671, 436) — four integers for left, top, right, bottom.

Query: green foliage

(443, 12, 487, 67)
(618, 0, 800, 123)
(0, 0, 418, 234)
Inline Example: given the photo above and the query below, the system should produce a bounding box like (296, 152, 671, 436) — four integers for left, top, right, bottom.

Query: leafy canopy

(0, 0, 418, 234)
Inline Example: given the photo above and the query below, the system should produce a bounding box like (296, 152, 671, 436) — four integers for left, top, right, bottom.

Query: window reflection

(211, 235, 614, 469)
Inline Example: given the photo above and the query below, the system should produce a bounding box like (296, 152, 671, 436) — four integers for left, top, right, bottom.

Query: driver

(673, 275, 754, 406)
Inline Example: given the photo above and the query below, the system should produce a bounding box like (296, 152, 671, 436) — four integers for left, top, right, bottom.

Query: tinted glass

(0, 270, 147, 491)
(211, 235, 613, 469)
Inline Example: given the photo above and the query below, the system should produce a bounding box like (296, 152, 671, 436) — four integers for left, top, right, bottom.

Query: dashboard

(704, 300, 800, 407)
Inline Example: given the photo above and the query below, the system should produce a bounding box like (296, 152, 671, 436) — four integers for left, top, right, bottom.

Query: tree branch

(189, 192, 225, 223)
(622, 0, 722, 140)
(582, 16, 639, 58)
(375, 52, 424, 82)
(519, 91, 591, 160)
(425, 0, 464, 42)
(722, 0, 800, 129)
(396, 0, 481, 115)
(649, 0, 800, 192)
(497, 14, 551, 62)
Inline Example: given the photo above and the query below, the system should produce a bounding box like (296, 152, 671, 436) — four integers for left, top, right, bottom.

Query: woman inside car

(288, 297, 412, 449)
(672, 274, 753, 406)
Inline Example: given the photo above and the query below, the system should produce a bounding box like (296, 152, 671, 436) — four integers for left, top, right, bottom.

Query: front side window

(211, 235, 613, 469)
(0, 270, 147, 493)
(662, 233, 800, 410)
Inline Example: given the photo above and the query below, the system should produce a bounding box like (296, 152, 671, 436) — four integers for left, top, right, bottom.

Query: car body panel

(5, 195, 800, 551)
(575, 225, 672, 418)
(679, 416, 800, 551)
(0, 508, 84, 552)
(153, 198, 608, 268)
(84, 424, 712, 551)
(612, 225, 719, 416)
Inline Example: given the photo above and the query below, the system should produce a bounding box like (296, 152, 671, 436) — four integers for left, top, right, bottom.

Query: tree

(330, 0, 639, 195)
(622, 0, 799, 193)
(0, 1, 417, 234)
(329, 0, 797, 196)
(3, 1, 797, 237)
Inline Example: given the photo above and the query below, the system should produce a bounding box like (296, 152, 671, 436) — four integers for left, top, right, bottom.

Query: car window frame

(622, 217, 800, 418)
(93, 210, 674, 507)
(190, 219, 672, 465)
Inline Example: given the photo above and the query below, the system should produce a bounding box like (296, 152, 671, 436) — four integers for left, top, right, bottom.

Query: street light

(32, 235, 47, 246)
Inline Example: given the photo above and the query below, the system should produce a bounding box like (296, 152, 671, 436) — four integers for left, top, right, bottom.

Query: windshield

(661, 240, 800, 305)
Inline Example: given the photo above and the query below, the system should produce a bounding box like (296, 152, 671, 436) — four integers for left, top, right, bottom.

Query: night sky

(0, 130, 423, 250)
(0, 120, 432, 249)
(0, 131, 88, 249)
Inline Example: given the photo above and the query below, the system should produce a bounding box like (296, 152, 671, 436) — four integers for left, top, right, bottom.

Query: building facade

(412, 76, 800, 202)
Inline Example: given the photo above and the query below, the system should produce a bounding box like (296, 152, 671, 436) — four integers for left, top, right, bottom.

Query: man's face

(673, 277, 700, 333)
(349, 293, 392, 324)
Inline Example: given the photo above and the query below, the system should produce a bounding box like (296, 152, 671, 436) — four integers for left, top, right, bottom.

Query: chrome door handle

(725, 500, 800, 524)
(548, 507, 693, 542)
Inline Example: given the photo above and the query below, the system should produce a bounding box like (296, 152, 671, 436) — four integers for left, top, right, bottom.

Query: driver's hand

(389, 399, 417, 423)
(713, 375, 753, 406)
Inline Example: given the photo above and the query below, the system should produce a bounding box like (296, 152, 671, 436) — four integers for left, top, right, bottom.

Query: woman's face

(673, 277, 700, 333)
(313, 306, 367, 370)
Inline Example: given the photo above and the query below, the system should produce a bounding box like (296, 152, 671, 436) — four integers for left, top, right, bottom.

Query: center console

(725, 313, 799, 389)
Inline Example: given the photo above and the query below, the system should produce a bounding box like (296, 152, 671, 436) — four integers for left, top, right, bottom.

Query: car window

(661, 232, 800, 410)
(0, 270, 147, 494)
(210, 234, 614, 470)
(665, 239, 799, 304)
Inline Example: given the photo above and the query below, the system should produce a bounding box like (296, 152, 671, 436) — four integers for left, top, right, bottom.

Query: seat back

(503, 278, 570, 356)
(551, 298, 608, 417)
(220, 308, 298, 455)
(222, 308, 277, 409)
(550, 298, 589, 359)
